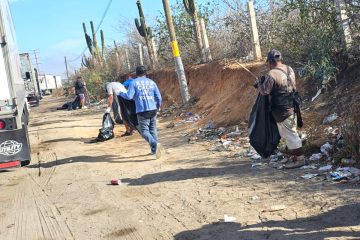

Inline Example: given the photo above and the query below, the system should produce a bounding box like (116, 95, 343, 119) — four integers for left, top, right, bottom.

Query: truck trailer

(0, 0, 31, 169)
(39, 74, 62, 95)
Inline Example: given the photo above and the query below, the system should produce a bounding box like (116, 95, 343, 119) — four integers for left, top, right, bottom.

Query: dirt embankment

(150, 60, 268, 126)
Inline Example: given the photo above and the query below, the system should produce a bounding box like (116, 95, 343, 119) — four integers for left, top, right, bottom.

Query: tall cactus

(183, 0, 206, 63)
(135, 0, 157, 69)
(82, 21, 105, 66)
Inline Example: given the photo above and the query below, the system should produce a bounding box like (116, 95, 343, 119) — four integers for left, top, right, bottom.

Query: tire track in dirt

(3, 166, 74, 240)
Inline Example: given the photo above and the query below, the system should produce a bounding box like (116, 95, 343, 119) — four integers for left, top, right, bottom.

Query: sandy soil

(0, 96, 359, 240)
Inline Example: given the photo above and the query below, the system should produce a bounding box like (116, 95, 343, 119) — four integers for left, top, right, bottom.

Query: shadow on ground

(174, 203, 360, 240)
(26, 154, 154, 168)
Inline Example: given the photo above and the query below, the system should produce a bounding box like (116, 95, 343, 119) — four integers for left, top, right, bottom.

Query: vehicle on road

(39, 74, 62, 95)
(0, 0, 31, 169)
(20, 52, 41, 107)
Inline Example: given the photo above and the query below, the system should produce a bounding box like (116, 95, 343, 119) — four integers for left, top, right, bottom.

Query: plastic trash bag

(96, 113, 115, 142)
(248, 94, 281, 158)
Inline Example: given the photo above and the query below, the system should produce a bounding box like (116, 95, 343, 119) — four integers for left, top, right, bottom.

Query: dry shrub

(335, 106, 360, 164)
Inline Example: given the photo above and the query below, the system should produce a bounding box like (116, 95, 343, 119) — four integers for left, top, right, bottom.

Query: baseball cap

(266, 49, 282, 62)
(136, 65, 147, 75)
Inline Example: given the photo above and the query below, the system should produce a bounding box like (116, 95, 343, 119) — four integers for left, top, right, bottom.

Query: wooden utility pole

(64, 56, 69, 80)
(162, 0, 190, 103)
(200, 18, 212, 62)
(247, 0, 262, 60)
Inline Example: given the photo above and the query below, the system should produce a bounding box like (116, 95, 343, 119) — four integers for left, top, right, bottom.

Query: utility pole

(162, 0, 190, 103)
(64, 56, 69, 80)
(247, 0, 262, 60)
(138, 43, 144, 65)
(33, 68, 42, 99)
(125, 48, 131, 72)
(30, 49, 41, 74)
(336, 0, 352, 48)
(200, 18, 212, 62)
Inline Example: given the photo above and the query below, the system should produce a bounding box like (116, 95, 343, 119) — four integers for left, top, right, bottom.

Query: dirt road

(1, 96, 359, 240)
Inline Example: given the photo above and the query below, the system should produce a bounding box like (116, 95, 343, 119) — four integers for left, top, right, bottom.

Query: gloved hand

(105, 107, 111, 113)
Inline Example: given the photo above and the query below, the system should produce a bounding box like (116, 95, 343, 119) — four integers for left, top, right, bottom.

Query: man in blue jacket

(119, 66, 163, 158)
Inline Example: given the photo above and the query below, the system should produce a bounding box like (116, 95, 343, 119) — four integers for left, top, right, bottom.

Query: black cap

(266, 49, 282, 62)
(136, 65, 147, 75)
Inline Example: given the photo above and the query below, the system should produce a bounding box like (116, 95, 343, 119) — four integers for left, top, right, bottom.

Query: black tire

(21, 160, 30, 166)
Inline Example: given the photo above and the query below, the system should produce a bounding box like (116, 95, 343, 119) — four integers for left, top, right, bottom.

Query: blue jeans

(137, 114, 158, 153)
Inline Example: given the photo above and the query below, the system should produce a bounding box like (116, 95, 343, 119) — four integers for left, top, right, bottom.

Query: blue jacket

(119, 76, 162, 114)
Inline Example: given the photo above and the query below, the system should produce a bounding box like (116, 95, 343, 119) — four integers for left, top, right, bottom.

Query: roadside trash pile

(160, 105, 359, 184)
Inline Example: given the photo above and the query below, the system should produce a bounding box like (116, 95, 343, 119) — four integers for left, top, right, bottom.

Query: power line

(68, 0, 113, 62)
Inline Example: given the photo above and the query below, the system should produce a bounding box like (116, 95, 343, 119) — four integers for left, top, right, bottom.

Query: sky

(9, 0, 201, 78)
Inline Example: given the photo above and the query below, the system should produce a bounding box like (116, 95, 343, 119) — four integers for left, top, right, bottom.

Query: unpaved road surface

(1, 96, 360, 240)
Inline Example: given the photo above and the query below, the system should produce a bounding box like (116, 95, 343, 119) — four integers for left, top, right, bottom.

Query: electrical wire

(68, 0, 113, 63)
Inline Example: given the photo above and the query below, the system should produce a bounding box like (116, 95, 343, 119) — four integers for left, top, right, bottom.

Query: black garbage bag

(118, 96, 138, 131)
(248, 94, 281, 158)
(56, 95, 80, 110)
(96, 113, 115, 142)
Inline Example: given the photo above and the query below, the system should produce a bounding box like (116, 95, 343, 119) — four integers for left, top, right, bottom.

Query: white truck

(0, 0, 31, 169)
(39, 74, 62, 95)
(20, 52, 41, 106)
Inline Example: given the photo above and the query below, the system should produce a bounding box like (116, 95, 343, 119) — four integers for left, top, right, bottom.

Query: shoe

(82, 106, 88, 109)
(284, 156, 305, 169)
(121, 132, 133, 137)
(156, 143, 163, 159)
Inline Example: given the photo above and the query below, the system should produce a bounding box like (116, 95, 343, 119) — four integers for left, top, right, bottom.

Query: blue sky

(9, 0, 201, 78)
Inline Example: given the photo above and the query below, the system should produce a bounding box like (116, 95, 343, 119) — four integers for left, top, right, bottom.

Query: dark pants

(137, 114, 158, 153)
(112, 96, 123, 124)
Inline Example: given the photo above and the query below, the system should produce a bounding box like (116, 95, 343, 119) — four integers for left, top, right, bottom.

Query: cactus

(100, 30, 105, 60)
(81, 55, 95, 69)
(182, 0, 206, 63)
(134, 0, 157, 69)
(183, 0, 196, 15)
(82, 21, 105, 66)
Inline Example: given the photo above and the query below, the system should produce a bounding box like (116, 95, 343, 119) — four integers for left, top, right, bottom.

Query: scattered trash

(341, 158, 355, 165)
(300, 165, 317, 169)
(322, 113, 338, 124)
(110, 179, 121, 185)
(251, 162, 266, 167)
(337, 167, 360, 176)
(311, 89, 322, 102)
(262, 205, 286, 212)
(204, 121, 215, 129)
(320, 142, 332, 156)
(251, 196, 259, 201)
(224, 214, 237, 222)
(222, 140, 232, 147)
(301, 173, 319, 179)
(269, 153, 285, 163)
(309, 153, 323, 161)
(251, 154, 262, 160)
(330, 171, 352, 181)
(318, 165, 332, 171)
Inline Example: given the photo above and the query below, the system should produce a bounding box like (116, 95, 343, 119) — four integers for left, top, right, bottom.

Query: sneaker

(284, 156, 306, 169)
(156, 143, 163, 159)
(82, 106, 88, 109)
